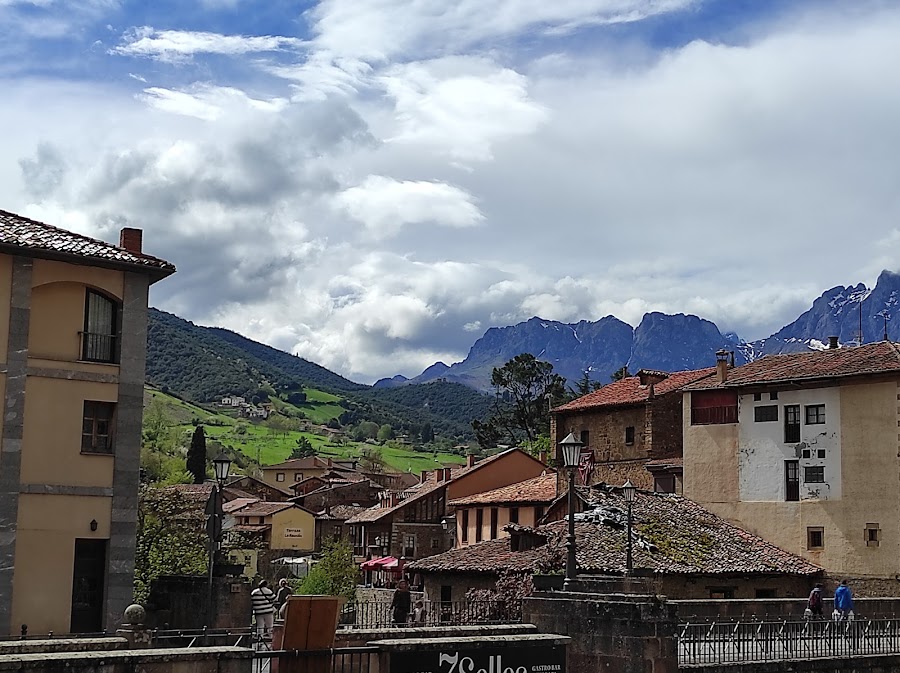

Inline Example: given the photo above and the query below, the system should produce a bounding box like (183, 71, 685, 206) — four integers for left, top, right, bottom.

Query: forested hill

(147, 309, 365, 400)
(145, 309, 491, 440)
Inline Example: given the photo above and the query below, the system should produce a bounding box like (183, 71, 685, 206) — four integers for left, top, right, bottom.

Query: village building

(409, 484, 821, 605)
(551, 368, 714, 492)
(223, 500, 316, 554)
(0, 210, 174, 635)
(448, 472, 557, 547)
(224, 474, 292, 502)
(682, 340, 900, 587)
(314, 504, 368, 551)
(347, 449, 548, 562)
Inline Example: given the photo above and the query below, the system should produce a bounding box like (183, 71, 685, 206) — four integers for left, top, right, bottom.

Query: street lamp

(559, 432, 583, 590)
(206, 452, 232, 627)
(622, 479, 636, 575)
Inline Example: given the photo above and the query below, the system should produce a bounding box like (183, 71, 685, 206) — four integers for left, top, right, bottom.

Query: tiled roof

(233, 502, 296, 517)
(685, 341, 900, 390)
(411, 487, 820, 577)
(223, 498, 259, 514)
(347, 449, 528, 524)
(554, 367, 716, 412)
(449, 473, 558, 506)
(166, 483, 213, 504)
(0, 209, 175, 276)
(317, 504, 367, 521)
(223, 486, 257, 500)
(645, 457, 683, 468)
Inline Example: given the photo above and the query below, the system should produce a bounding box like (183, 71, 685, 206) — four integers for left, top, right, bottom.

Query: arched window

(82, 290, 119, 363)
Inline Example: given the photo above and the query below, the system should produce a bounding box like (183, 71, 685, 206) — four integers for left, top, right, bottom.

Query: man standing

(807, 583, 824, 619)
(251, 579, 277, 641)
(834, 580, 854, 620)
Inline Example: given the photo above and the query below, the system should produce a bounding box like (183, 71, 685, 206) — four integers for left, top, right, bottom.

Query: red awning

(360, 556, 397, 571)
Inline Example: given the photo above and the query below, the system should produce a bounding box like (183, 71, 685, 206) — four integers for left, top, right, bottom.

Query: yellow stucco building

(0, 210, 174, 635)
(683, 342, 900, 585)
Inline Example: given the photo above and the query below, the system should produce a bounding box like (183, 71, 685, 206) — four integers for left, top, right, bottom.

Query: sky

(3, 0, 900, 384)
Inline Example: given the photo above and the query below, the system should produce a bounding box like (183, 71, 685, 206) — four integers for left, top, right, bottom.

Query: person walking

(251, 579, 277, 641)
(275, 578, 293, 616)
(391, 579, 412, 626)
(807, 583, 824, 619)
(834, 579, 854, 620)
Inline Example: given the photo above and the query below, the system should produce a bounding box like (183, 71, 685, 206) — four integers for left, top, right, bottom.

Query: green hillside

(146, 308, 493, 442)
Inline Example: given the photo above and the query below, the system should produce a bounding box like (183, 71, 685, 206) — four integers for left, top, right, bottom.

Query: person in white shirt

(251, 580, 277, 641)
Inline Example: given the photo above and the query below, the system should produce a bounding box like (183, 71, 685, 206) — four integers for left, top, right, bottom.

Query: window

(654, 475, 676, 493)
(801, 449, 811, 459)
(331, 525, 342, 540)
(276, 473, 285, 482)
(461, 510, 469, 543)
(866, 524, 881, 547)
(489, 508, 499, 539)
(806, 405, 826, 425)
(804, 466, 825, 483)
(81, 401, 115, 453)
(403, 535, 416, 558)
(431, 537, 441, 549)
(754, 405, 778, 422)
(784, 405, 800, 443)
(82, 290, 119, 363)
(691, 391, 738, 425)
(818, 449, 826, 459)
(534, 505, 545, 522)
(294, 473, 303, 482)
(580, 430, 590, 448)
(625, 426, 635, 445)
(753, 393, 762, 401)
(785, 461, 799, 501)
(475, 509, 483, 542)
(807, 527, 824, 549)
(509, 507, 519, 524)
(709, 587, 735, 599)
(769, 392, 778, 400)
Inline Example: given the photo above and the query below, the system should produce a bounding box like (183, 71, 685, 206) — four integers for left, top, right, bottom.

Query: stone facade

(391, 522, 449, 561)
(302, 480, 382, 512)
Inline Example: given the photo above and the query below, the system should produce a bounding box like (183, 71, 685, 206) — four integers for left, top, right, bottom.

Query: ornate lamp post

(559, 432, 583, 590)
(205, 452, 232, 627)
(622, 479, 636, 575)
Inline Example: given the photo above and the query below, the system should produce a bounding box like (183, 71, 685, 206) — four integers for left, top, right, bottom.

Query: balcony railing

(81, 332, 119, 364)
(338, 599, 522, 629)
(678, 617, 900, 665)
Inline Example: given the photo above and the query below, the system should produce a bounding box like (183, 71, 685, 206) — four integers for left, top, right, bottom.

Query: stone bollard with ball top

(116, 604, 152, 649)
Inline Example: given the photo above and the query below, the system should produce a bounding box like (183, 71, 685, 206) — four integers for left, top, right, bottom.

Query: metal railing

(252, 646, 379, 673)
(679, 617, 900, 665)
(338, 599, 522, 629)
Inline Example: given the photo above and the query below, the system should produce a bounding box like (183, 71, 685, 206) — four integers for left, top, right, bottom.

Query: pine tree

(187, 426, 207, 484)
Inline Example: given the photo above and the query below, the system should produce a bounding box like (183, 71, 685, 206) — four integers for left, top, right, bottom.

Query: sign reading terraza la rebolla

(390, 646, 565, 673)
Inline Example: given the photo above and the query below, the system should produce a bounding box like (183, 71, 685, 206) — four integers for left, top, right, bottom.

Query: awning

(360, 556, 397, 571)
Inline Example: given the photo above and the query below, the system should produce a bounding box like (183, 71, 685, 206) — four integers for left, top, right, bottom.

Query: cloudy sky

(3, 0, 900, 383)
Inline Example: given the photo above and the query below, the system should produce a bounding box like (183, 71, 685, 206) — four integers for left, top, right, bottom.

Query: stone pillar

(0, 257, 32, 635)
(106, 272, 150, 631)
(116, 604, 152, 648)
(523, 589, 678, 673)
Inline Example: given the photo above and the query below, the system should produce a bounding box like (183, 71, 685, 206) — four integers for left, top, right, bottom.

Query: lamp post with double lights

(558, 432, 583, 590)
(622, 479, 636, 575)
(205, 452, 232, 627)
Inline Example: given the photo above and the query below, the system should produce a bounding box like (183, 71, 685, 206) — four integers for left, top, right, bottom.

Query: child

(412, 600, 427, 625)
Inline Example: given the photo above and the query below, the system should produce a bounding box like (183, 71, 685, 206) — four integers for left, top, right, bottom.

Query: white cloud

(112, 27, 305, 63)
(333, 175, 483, 238)
(140, 84, 288, 120)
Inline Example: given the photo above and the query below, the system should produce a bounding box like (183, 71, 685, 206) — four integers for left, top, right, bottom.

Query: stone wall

(303, 481, 381, 512)
(674, 596, 900, 622)
(392, 523, 449, 560)
(144, 575, 251, 630)
(418, 571, 499, 604)
(523, 590, 678, 673)
(687, 654, 900, 673)
(0, 646, 251, 673)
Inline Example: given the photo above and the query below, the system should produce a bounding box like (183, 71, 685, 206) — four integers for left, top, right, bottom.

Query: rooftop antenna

(879, 310, 890, 341)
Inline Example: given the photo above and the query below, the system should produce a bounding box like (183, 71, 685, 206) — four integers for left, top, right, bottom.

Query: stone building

(551, 367, 714, 491)
(410, 484, 821, 605)
(315, 503, 368, 551)
(0, 209, 175, 635)
(683, 340, 900, 585)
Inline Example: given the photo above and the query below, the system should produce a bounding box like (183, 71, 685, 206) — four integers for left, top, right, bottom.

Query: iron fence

(251, 646, 379, 673)
(338, 599, 522, 629)
(679, 617, 900, 665)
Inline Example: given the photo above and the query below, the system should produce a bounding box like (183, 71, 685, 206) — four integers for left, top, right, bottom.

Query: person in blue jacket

(834, 579, 854, 619)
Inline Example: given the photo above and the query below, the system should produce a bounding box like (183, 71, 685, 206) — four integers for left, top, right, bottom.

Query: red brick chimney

(420, 470, 429, 483)
(435, 469, 444, 482)
(466, 454, 476, 468)
(119, 227, 142, 254)
(716, 349, 730, 384)
(443, 467, 453, 481)
(539, 450, 548, 465)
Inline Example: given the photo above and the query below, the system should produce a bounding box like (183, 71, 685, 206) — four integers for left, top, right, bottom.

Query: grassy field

(144, 387, 466, 472)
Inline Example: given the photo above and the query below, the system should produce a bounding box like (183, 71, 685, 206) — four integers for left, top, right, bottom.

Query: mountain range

(375, 270, 900, 391)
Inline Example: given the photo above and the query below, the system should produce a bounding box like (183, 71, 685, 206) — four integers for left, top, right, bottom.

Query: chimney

(420, 470, 429, 483)
(466, 454, 476, 468)
(828, 336, 839, 349)
(539, 450, 548, 465)
(443, 467, 453, 481)
(436, 469, 444, 482)
(715, 349, 730, 383)
(119, 227, 143, 254)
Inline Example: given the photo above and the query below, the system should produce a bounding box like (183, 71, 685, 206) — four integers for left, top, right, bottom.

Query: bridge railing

(678, 617, 900, 666)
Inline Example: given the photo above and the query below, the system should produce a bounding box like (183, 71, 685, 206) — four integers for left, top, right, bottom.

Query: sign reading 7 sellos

(390, 646, 565, 673)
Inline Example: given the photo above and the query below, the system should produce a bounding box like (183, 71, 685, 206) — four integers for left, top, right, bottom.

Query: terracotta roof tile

(223, 497, 259, 513)
(411, 487, 820, 577)
(555, 368, 716, 412)
(0, 209, 175, 275)
(685, 342, 900, 390)
(233, 501, 295, 517)
(317, 504, 367, 521)
(449, 473, 558, 506)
